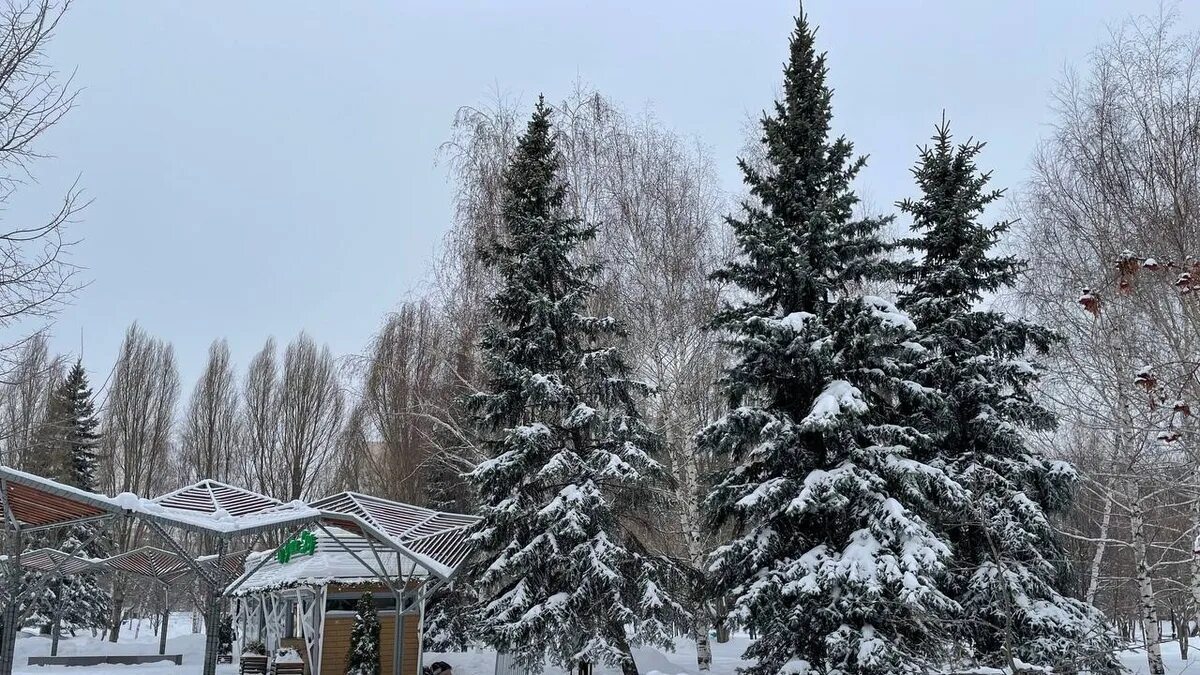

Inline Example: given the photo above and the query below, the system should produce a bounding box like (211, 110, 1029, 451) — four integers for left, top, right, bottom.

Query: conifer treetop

(716, 12, 888, 321)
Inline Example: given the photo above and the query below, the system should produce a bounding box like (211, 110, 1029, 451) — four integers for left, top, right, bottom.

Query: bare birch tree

(1017, 9, 1200, 672)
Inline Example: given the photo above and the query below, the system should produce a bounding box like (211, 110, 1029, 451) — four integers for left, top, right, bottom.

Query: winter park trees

(0, 3, 1183, 674)
(464, 98, 686, 675)
(20, 361, 110, 640)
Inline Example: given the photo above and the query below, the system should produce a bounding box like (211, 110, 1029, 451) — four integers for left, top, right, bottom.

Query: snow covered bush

(346, 592, 380, 675)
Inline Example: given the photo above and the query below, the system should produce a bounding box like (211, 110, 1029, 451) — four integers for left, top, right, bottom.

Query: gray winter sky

(23, 1, 1194, 392)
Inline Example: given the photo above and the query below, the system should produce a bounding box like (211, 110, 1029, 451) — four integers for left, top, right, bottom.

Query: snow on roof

(310, 492, 478, 580)
(133, 480, 321, 537)
(229, 526, 415, 595)
(154, 480, 281, 516)
(0, 465, 125, 530)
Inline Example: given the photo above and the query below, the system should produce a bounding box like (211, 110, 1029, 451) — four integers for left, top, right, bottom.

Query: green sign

(276, 531, 317, 564)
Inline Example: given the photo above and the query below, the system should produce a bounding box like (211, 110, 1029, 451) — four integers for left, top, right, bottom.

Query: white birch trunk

(1086, 487, 1114, 606)
(1132, 486, 1166, 675)
(677, 428, 711, 670)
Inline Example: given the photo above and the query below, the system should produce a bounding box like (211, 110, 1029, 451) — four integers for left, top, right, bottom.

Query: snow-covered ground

(428, 637, 753, 675)
(1120, 641, 1200, 674)
(12, 614, 235, 675)
(10, 619, 1200, 675)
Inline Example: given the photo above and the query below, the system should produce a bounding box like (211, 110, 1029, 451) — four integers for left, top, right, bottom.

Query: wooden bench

(240, 655, 269, 674)
(28, 654, 183, 667)
(272, 662, 304, 675)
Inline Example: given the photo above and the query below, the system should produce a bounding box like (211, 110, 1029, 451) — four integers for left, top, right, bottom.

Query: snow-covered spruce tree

(22, 361, 111, 635)
(699, 14, 965, 675)
(893, 122, 1122, 673)
(465, 97, 686, 675)
(346, 592, 381, 675)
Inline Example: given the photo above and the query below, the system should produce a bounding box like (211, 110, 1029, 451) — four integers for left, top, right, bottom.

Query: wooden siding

(317, 583, 420, 675)
(319, 614, 419, 675)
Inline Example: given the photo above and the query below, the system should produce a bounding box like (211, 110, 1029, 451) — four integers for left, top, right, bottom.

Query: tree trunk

(1132, 488, 1166, 675)
(108, 581, 125, 643)
(1085, 487, 1114, 605)
(1179, 611, 1189, 660)
(612, 627, 639, 675)
(50, 610, 61, 656)
(695, 632, 712, 672)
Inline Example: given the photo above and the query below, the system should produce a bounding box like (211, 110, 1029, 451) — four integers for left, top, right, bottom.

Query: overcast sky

(22, 1, 1194, 394)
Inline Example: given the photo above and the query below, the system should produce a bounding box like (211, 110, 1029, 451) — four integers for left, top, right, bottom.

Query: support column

(0, 529, 23, 675)
(392, 587, 403, 675)
(159, 585, 170, 656)
(201, 541, 227, 675)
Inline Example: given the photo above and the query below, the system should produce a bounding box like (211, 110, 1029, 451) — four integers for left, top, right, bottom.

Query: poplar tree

(700, 14, 963, 674)
(466, 98, 685, 675)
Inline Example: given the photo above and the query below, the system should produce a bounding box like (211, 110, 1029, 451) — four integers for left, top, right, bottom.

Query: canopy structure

(138, 479, 322, 539)
(0, 468, 322, 675)
(12, 548, 101, 575)
(103, 546, 192, 580)
(138, 481, 321, 675)
(0, 467, 127, 674)
(228, 504, 477, 675)
(310, 492, 476, 581)
(0, 468, 480, 675)
(0, 467, 124, 532)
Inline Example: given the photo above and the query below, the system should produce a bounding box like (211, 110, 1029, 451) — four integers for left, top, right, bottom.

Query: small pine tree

(465, 97, 686, 675)
(700, 13, 963, 675)
(894, 121, 1122, 673)
(346, 592, 381, 675)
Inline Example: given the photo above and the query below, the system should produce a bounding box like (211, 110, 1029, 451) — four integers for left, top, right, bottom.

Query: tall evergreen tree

(700, 14, 965, 675)
(465, 98, 685, 675)
(894, 121, 1121, 673)
(22, 361, 110, 635)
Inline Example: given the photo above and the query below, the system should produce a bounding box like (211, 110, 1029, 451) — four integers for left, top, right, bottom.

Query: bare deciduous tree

(0, 1, 87, 371)
(179, 339, 240, 483)
(98, 322, 179, 641)
(1017, 9, 1200, 673)
(0, 332, 61, 468)
(243, 333, 344, 500)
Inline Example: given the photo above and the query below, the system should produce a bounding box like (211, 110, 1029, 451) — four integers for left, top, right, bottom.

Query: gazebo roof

(14, 547, 101, 575)
(137, 480, 321, 537)
(102, 546, 193, 581)
(310, 492, 477, 580)
(0, 466, 123, 531)
(230, 526, 408, 594)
